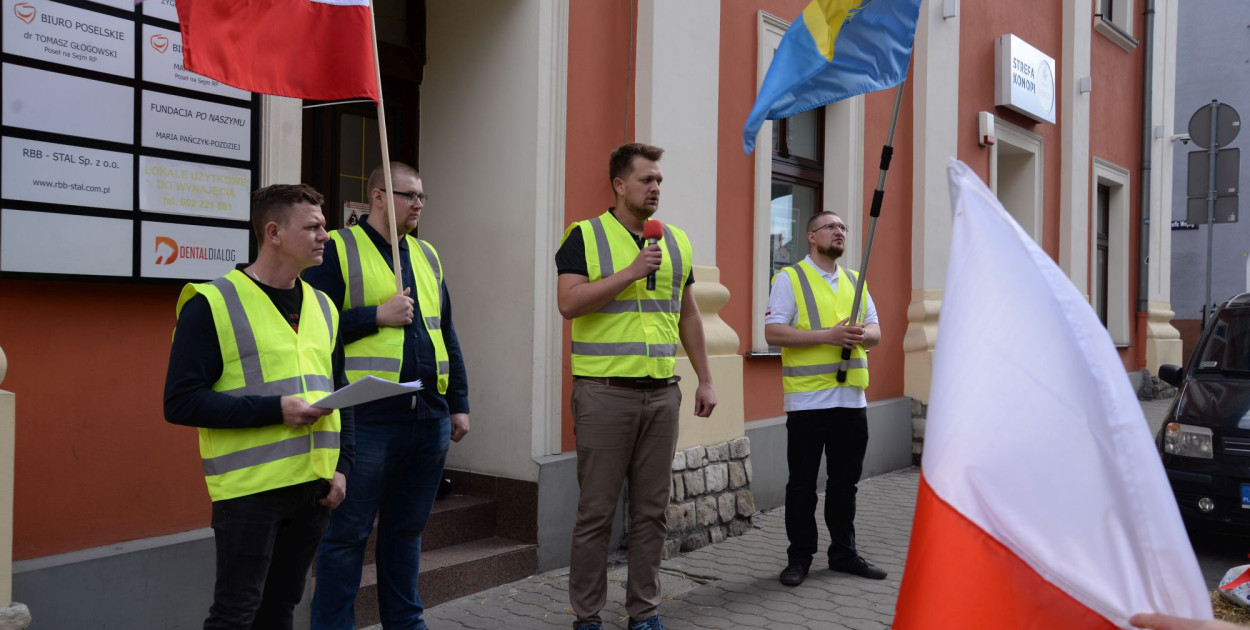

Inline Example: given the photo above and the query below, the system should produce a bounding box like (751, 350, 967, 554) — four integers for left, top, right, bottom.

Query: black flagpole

(837, 80, 906, 383)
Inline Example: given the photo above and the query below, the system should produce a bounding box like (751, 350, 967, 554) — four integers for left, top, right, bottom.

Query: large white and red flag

(893, 160, 1211, 628)
(176, 0, 379, 101)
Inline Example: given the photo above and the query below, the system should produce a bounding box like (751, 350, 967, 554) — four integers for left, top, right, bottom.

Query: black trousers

(205, 479, 331, 630)
(784, 407, 868, 564)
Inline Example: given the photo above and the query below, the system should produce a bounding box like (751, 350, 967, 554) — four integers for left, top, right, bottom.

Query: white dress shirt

(765, 256, 878, 412)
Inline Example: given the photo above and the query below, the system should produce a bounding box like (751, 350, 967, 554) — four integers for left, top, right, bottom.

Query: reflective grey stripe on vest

(588, 217, 615, 277)
(313, 289, 334, 338)
(648, 344, 678, 358)
(345, 356, 402, 373)
(781, 358, 869, 377)
(211, 277, 265, 390)
(312, 431, 340, 450)
(789, 264, 824, 330)
(212, 277, 336, 397)
(438, 361, 449, 375)
(221, 374, 332, 398)
(337, 229, 367, 310)
(416, 240, 442, 286)
(596, 298, 679, 314)
(662, 224, 683, 302)
(304, 374, 333, 392)
(202, 434, 309, 476)
(571, 341, 647, 356)
(425, 316, 441, 330)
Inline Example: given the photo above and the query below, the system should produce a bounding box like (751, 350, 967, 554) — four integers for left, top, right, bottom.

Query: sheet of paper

(312, 376, 423, 409)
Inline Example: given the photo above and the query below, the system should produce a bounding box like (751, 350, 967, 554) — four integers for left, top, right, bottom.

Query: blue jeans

(311, 417, 450, 630)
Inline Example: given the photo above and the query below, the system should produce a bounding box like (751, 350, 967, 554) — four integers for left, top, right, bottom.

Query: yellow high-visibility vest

(329, 225, 449, 394)
(175, 270, 341, 502)
(775, 260, 870, 393)
(564, 211, 693, 378)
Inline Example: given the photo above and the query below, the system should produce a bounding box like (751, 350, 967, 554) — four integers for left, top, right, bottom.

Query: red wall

(561, 0, 635, 452)
(0, 279, 207, 560)
(957, 1, 1064, 258)
(718, 1, 911, 423)
(1090, 11, 1146, 370)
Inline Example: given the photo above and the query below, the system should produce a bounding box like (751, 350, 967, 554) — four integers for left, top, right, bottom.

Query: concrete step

(352, 536, 538, 628)
(360, 493, 496, 565)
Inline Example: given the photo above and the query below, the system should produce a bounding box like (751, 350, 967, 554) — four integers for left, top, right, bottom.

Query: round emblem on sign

(1038, 60, 1055, 116)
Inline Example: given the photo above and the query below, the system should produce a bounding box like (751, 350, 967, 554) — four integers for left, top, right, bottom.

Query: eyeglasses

(379, 189, 429, 205)
(810, 223, 849, 234)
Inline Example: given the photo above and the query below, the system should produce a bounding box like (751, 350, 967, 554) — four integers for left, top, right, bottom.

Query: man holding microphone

(555, 142, 716, 630)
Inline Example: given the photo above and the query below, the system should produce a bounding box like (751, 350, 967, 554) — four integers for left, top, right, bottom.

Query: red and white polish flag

(893, 160, 1212, 629)
(176, 0, 379, 102)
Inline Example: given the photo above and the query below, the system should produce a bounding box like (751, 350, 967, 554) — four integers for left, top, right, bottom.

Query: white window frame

(1094, 0, 1138, 52)
(1091, 157, 1132, 346)
(990, 119, 1045, 242)
(750, 11, 864, 355)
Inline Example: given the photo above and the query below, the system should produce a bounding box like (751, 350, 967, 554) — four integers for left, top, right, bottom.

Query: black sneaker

(829, 555, 887, 580)
(779, 560, 810, 586)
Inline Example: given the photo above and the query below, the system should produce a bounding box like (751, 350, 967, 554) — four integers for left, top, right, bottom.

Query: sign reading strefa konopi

(994, 34, 1057, 125)
(0, 0, 257, 281)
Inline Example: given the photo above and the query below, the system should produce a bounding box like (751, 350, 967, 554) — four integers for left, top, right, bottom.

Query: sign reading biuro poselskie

(0, 0, 257, 281)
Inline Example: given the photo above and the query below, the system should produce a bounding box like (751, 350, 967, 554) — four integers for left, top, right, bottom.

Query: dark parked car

(1157, 292, 1250, 531)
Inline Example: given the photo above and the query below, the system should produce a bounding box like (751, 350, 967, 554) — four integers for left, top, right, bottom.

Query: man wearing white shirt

(764, 211, 885, 587)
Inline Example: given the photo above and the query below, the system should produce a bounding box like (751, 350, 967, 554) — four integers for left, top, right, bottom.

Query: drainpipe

(1137, 0, 1155, 315)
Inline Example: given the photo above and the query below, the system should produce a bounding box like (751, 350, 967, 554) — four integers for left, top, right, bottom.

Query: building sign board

(2, 63, 133, 143)
(0, 1, 258, 281)
(140, 221, 249, 280)
(1, 208, 133, 276)
(2, 136, 133, 210)
(995, 34, 1056, 124)
(141, 0, 179, 23)
(142, 24, 248, 100)
(3, 0, 135, 77)
(84, 0, 133, 11)
(140, 155, 250, 221)
(140, 90, 251, 160)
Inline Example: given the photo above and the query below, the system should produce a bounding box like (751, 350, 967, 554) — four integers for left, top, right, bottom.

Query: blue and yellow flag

(742, 0, 923, 153)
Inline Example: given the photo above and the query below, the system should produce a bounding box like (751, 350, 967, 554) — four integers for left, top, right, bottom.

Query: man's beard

(817, 242, 844, 259)
(623, 197, 658, 218)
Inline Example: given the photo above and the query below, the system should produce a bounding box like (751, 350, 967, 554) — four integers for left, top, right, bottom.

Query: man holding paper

(163, 183, 354, 630)
(305, 162, 470, 630)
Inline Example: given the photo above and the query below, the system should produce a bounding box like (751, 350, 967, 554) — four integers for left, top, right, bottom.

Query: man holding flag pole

(177, 1, 458, 627)
(744, 0, 921, 589)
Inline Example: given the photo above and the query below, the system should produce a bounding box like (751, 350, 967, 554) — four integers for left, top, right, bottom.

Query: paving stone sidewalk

(419, 467, 919, 630)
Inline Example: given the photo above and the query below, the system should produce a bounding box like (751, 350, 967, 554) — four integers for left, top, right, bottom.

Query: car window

(1196, 308, 1250, 372)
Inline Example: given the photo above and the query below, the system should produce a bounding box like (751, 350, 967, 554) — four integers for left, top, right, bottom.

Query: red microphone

(642, 219, 664, 291)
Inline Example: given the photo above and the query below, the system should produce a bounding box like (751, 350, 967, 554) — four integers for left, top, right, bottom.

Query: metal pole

(836, 81, 906, 383)
(1204, 100, 1219, 328)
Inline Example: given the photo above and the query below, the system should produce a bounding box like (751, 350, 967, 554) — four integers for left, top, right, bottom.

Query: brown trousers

(568, 378, 681, 625)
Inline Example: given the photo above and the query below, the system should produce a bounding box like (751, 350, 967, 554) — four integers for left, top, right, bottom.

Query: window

(1095, 0, 1138, 52)
(990, 119, 1044, 242)
(769, 108, 825, 278)
(1091, 158, 1131, 345)
(751, 11, 864, 354)
(301, 0, 423, 229)
(1095, 184, 1110, 325)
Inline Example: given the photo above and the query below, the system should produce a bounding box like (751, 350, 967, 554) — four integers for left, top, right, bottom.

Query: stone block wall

(660, 437, 755, 559)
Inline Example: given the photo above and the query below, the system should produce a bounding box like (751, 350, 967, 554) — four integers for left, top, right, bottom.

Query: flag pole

(837, 80, 906, 383)
(367, 1, 403, 293)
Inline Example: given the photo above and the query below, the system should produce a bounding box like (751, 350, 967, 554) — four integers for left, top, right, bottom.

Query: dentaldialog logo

(13, 2, 36, 24)
(150, 34, 169, 54)
(155, 236, 179, 265)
